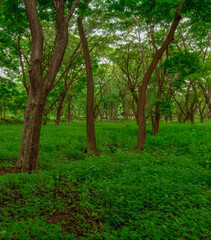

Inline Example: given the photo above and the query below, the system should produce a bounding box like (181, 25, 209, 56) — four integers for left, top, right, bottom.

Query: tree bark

(178, 114, 181, 123)
(189, 113, 194, 125)
(77, 17, 97, 154)
(67, 97, 73, 123)
(14, 0, 80, 173)
(137, 0, 184, 150)
(170, 114, 173, 123)
(55, 91, 66, 126)
(14, 90, 46, 172)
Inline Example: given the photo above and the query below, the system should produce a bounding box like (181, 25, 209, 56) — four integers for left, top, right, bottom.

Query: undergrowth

(0, 121, 210, 239)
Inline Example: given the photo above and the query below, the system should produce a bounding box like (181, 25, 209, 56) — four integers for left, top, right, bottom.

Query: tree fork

(14, 0, 81, 173)
(137, 0, 184, 150)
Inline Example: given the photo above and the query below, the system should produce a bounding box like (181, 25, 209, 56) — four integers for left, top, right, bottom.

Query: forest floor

(0, 121, 210, 239)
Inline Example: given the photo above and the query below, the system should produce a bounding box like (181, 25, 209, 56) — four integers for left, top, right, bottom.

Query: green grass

(0, 121, 210, 239)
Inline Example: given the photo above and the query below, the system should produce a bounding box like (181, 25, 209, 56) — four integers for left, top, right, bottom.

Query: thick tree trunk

(77, 17, 97, 154)
(14, 92, 46, 173)
(137, 1, 184, 150)
(13, 0, 80, 173)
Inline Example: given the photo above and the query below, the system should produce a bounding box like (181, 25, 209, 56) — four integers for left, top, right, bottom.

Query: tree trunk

(151, 117, 155, 135)
(170, 114, 173, 123)
(77, 17, 97, 154)
(153, 105, 160, 135)
(67, 113, 73, 123)
(14, 92, 46, 173)
(189, 114, 194, 125)
(165, 116, 168, 123)
(55, 92, 66, 126)
(43, 117, 48, 126)
(178, 114, 181, 123)
(137, 0, 184, 150)
(200, 116, 203, 123)
(55, 108, 62, 126)
(153, 115, 160, 135)
(67, 98, 73, 123)
(13, 0, 80, 173)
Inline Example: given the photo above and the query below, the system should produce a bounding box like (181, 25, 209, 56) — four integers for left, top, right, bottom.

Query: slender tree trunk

(67, 113, 73, 123)
(153, 105, 160, 135)
(55, 108, 62, 125)
(153, 116, 160, 135)
(55, 92, 66, 126)
(199, 103, 206, 123)
(77, 17, 97, 154)
(200, 116, 203, 123)
(178, 114, 181, 123)
(170, 114, 173, 123)
(100, 114, 103, 122)
(151, 117, 155, 135)
(78, 110, 81, 120)
(165, 116, 168, 123)
(137, 0, 184, 150)
(67, 98, 73, 123)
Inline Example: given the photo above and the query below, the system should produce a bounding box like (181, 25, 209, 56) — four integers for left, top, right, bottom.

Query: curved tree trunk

(137, 0, 184, 150)
(77, 17, 97, 154)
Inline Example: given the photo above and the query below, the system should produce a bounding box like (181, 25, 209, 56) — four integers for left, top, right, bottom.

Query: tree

(137, 0, 184, 149)
(77, 16, 98, 154)
(12, 0, 81, 173)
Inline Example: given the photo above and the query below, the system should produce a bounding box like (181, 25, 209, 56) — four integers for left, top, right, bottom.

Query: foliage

(0, 121, 210, 239)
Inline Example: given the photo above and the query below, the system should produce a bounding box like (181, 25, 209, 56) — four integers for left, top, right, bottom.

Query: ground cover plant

(0, 0, 210, 239)
(0, 121, 210, 239)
